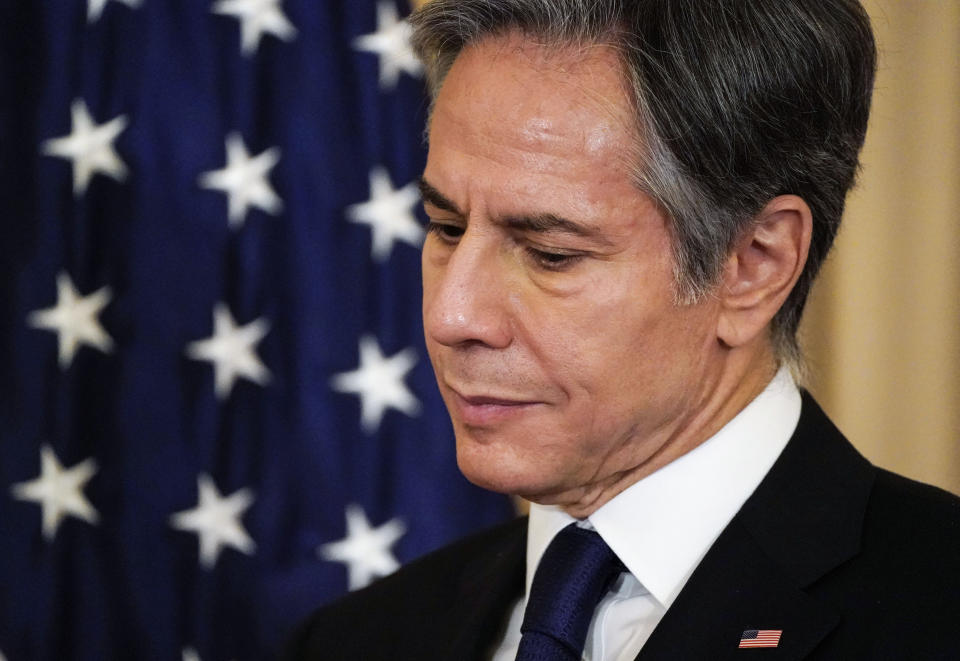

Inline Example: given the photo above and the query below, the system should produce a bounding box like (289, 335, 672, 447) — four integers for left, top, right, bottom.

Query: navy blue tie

(515, 523, 626, 661)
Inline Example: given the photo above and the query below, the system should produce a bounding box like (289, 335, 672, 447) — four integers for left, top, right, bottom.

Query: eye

(425, 221, 465, 243)
(525, 247, 584, 272)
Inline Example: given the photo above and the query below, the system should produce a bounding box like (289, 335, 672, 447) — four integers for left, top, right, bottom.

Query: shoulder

(862, 468, 960, 564)
(281, 516, 526, 661)
(823, 468, 960, 656)
(793, 392, 960, 559)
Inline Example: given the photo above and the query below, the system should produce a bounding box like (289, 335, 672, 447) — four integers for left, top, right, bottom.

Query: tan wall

(802, 0, 960, 495)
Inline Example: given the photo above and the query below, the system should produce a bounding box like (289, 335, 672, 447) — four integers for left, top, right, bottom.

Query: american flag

(0, 1, 513, 659)
(738, 629, 783, 648)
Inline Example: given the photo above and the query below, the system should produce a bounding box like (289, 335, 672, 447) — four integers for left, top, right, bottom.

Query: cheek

(532, 275, 710, 423)
(532, 267, 673, 378)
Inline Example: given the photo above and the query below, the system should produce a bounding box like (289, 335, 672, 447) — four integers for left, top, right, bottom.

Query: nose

(423, 231, 513, 350)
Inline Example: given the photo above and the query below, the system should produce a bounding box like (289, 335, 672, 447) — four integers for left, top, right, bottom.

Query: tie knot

(518, 524, 625, 660)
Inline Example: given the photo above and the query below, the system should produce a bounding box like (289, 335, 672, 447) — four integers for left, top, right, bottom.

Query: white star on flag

(169, 474, 256, 569)
(11, 445, 100, 541)
(346, 166, 423, 262)
(186, 303, 271, 400)
(27, 271, 114, 369)
(181, 648, 233, 661)
(212, 0, 297, 56)
(41, 99, 128, 196)
(331, 335, 420, 434)
(318, 504, 406, 591)
(352, 0, 423, 89)
(87, 0, 141, 23)
(199, 133, 283, 229)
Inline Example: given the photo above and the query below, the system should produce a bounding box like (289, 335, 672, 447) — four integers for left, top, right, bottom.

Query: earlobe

(716, 195, 812, 348)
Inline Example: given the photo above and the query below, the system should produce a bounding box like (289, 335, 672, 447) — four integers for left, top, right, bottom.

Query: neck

(556, 344, 779, 519)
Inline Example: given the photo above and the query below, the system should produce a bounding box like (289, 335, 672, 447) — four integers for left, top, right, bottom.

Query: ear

(716, 195, 812, 349)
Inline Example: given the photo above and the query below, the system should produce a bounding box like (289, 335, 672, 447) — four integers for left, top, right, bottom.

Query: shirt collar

(525, 367, 801, 609)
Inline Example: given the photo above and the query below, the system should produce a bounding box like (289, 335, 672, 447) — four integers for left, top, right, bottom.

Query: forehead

(426, 34, 650, 225)
(430, 33, 638, 168)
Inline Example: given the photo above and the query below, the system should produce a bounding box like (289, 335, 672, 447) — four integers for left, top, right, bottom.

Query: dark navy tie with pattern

(515, 523, 626, 661)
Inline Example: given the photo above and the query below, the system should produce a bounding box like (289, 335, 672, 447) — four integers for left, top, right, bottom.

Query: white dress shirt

(489, 368, 801, 661)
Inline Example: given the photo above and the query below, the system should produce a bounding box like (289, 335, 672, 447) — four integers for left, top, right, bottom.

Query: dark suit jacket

(285, 394, 960, 660)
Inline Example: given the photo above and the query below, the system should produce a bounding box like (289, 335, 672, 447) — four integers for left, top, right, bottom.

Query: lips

(446, 387, 542, 426)
(458, 394, 528, 406)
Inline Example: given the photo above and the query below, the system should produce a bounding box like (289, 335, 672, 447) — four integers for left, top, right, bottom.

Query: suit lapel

(444, 517, 527, 661)
(637, 517, 839, 660)
(637, 393, 876, 660)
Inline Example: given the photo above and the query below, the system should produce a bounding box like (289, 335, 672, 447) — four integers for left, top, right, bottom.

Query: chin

(454, 431, 564, 499)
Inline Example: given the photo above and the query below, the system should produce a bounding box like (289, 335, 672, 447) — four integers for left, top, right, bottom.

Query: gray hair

(410, 0, 876, 368)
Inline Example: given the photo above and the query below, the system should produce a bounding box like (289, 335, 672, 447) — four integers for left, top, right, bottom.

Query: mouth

(447, 387, 542, 427)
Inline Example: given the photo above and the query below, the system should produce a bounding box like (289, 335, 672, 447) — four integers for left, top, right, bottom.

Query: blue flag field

(0, 1, 513, 659)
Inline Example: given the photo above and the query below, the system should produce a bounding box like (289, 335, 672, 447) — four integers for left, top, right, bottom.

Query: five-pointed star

(330, 335, 420, 434)
(27, 271, 114, 369)
(87, 0, 141, 23)
(198, 133, 283, 229)
(318, 504, 406, 591)
(185, 303, 271, 400)
(212, 0, 298, 56)
(170, 474, 256, 569)
(41, 99, 128, 196)
(346, 166, 423, 262)
(352, 0, 423, 89)
(182, 648, 233, 661)
(11, 445, 100, 541)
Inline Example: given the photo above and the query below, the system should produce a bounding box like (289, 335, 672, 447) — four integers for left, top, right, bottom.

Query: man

(286, 1, 960, 659)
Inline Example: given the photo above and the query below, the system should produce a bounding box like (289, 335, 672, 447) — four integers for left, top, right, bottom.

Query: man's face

(421, 35, 725, 513)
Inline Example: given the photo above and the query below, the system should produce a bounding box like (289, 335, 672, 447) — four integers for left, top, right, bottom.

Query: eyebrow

(418, 177, 463, 216)
(501, 213, 604, 240)
(418, 176, 609, 242)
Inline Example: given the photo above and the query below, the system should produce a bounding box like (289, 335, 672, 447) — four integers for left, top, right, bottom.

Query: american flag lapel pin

(739, 629, 783, 648)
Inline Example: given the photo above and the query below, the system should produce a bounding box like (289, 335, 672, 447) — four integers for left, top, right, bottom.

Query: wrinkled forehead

(429, 31, 639, 160)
